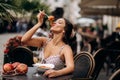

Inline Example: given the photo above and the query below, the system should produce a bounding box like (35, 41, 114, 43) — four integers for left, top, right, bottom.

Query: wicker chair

(72, 51, 95, 79)
(109, 69, 120, 80)
(8, 46, 34, 67)
(91, 48, 108, 80)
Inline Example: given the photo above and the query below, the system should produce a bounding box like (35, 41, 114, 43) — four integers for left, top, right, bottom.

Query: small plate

(2, 74, 16, 77)
(2, 72, 18, 77)
(33, 63, 55, 69)
(33, 63, 55, 74)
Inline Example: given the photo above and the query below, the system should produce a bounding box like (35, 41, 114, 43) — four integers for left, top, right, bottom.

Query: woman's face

(50, 18, 65, 33)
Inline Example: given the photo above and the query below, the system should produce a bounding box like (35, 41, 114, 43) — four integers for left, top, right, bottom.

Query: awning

(76, 17, 95, 26)
(80, 0, 120, 16)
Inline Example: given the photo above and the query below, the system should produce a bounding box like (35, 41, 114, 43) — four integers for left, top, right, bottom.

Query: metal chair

(73, 51, 95, 79)
(109, 69, 120, 80)
(8, 46, 34, 67)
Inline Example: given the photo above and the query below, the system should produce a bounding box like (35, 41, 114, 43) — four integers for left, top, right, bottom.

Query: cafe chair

(9, 46, 34, 67)
(105, 49, 120, 76)
(91, 48, 108, 80)
(72, 51, 95, 79)
(109, 69, 120, 80)
(112, 55, 120, 72)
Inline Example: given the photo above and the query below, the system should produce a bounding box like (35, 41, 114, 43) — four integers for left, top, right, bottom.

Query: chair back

(109, 69, 120, 80)
(9, 46, 34, 67)
(91, 48, 107, 80)
(73, 51, 95, 78)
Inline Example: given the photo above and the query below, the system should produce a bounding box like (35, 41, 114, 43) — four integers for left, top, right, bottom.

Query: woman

(21, 11, 74, 78)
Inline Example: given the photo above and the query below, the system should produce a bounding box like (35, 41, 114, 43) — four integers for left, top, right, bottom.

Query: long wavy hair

(62, 18, 73, 45)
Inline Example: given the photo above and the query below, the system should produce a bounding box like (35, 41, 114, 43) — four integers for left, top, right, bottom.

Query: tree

(0, 0, 50, 22)
(0, 0, 50, 33)
(0, 0, 20, 22)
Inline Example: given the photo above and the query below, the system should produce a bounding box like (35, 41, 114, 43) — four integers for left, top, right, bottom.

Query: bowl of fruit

(2, 62, 28, 76)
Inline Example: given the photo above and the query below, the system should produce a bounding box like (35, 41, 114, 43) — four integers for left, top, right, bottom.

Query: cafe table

(1, 67, 73, 80)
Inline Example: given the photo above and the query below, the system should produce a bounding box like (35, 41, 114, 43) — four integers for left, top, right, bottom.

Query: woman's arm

(21, 11, 47, 47)
(43, 45, 74, 77)
(57, 45, 74, 75)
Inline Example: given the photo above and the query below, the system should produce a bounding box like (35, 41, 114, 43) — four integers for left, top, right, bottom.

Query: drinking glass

(32, 48, 44, 77)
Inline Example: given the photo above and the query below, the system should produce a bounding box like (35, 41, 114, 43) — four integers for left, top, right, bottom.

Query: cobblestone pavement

(0, 33, 112, 80)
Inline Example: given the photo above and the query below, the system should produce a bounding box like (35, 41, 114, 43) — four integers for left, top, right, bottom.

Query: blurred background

(1, 0, 120, 80)
(1, 0, 120, 35)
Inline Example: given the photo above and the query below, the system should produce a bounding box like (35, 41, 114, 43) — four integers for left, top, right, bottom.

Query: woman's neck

(52, 33, 63, 46)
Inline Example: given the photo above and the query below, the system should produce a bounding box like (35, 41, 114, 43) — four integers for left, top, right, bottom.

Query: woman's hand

(37, 10, 45, 25)
(43, 69, 59, 78)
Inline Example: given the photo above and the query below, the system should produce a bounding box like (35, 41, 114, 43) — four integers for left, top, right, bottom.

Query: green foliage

(0, 3, 16, 22)
(0, 0, 50, 23)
